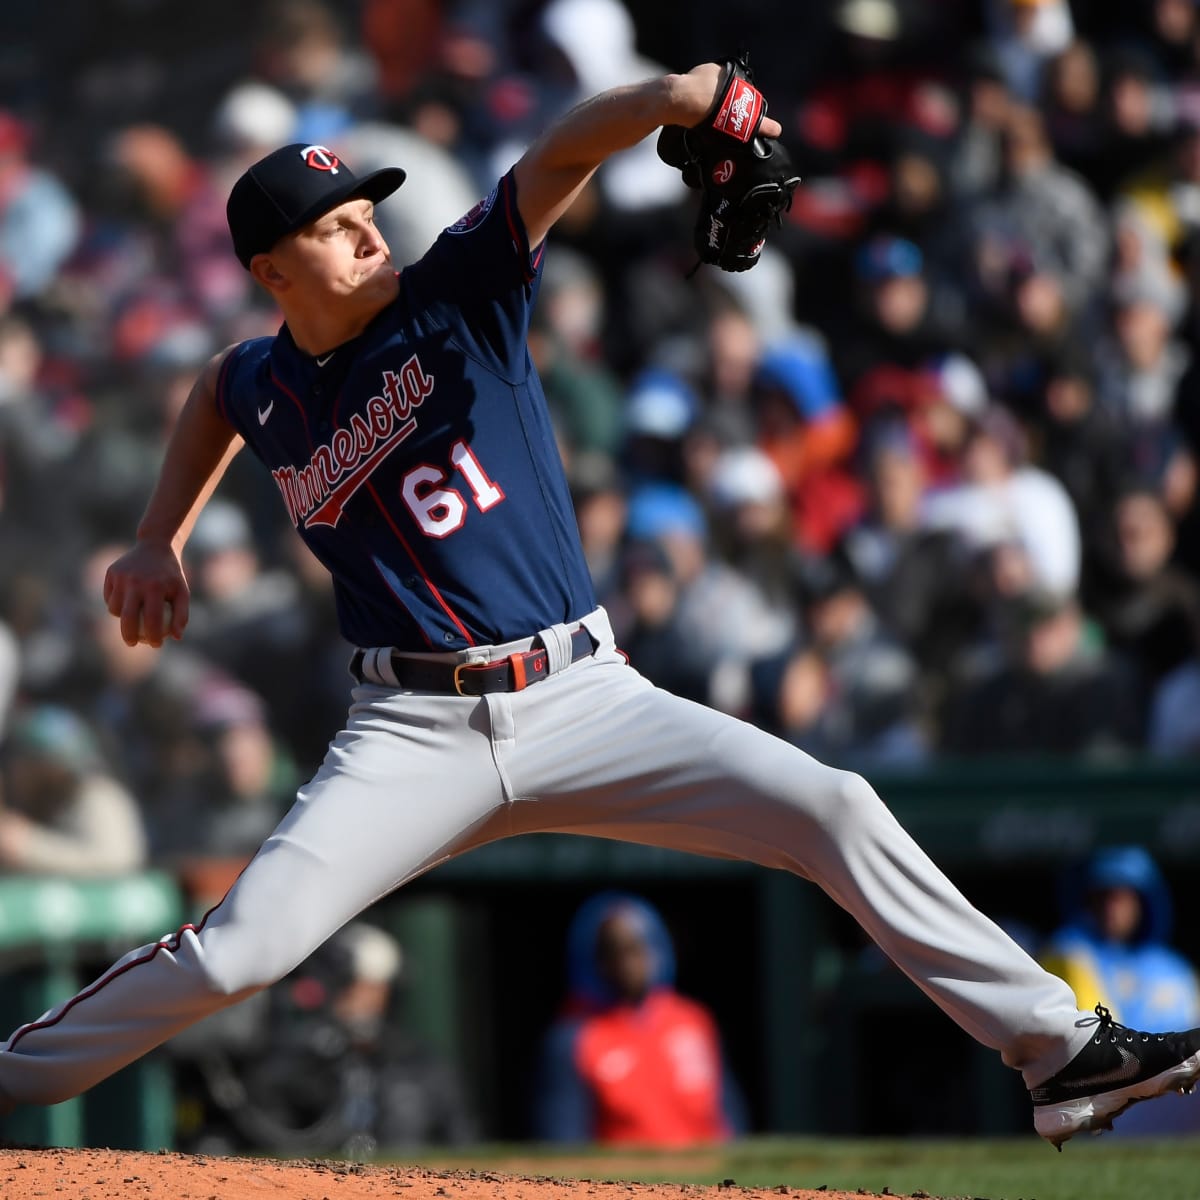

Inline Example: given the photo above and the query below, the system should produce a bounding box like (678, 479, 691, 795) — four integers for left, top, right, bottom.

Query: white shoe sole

(1034, 1050, 1200, 1148)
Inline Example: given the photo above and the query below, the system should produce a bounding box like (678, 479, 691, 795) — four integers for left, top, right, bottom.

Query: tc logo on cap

(300, 145, 341, 174)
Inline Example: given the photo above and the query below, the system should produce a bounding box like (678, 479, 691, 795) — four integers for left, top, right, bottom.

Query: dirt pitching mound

(0, 1147, 917, 1200)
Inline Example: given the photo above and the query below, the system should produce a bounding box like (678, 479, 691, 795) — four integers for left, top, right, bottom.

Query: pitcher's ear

(250, 254, 287, 290)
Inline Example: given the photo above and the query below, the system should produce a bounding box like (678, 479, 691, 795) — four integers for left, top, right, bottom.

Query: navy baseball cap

(226, 143, 406, 268)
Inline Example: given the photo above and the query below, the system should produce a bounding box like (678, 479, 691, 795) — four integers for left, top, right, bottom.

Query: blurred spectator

(104, 122, 247, 322)
(529, 246, 624, 459)
(753, 547, 927, 768)
(1096, 268, 1189, 425)
(753, 332, 863, 554)
(852, 350, 986, 487)
(1089, 46, 1179, 203)
(703, 297, 763, 423)
(865, 131, 970, 335)
(611, 483, 788, 709)
(984, 0, 1075, 105)
(712, 245, 803, 347)
(839, 235, 956, 392)
(358, 0, 443, 106)
(0, 317, 96, 570)
(535, 0, 685, 219)
(209, 81, 300, 175)
(840, 418, 974, 673)
(1040, 846, 1200, 1134)
(787, 0, 959, 249)
(0, 704, 146, 877)
(620, 366, 699, 488)
(949, 45, 1013, 200)
(250, 0, 380, 143)
(619, 482, 792, 700)
(1033, 343, 1131, 564)
(920, 404, 1082, 597)
(612, 537, 710, 706)
(1042, 39, 1107, 187)
(704, 446, 802, 710)
(183, 497, 311, 711)
(148, 677, 294, 870)
(1117, 117, 1200, 268)
(1109, 198, 1178, 321)
(940, 588, 1143, 757)
(175, 920, 476, 1155)
(71, 542, 216, 808)
(1090, 487, 1200, 686)
(1147, 646, 1200, 756)
(706, 446, 798, 622)
(1093, 271, 1193, 509)
(973, 248, 1080, 420)
(1143, 0, 1200, 82)
(968, 103, 1108, 320)
(0, 111, 81, 302)
(532, 892, 746, 1146)
(1042, 846, 1200, 1028)
(569, 451, 628, 608)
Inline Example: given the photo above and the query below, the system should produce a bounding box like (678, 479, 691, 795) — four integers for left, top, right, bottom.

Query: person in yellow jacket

(1041, 845, 1200, 1134)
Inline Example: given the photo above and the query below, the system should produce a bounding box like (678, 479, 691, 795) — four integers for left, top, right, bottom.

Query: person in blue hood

(1041, 846, 1200, 1034)
(531, 892, 747, 1146)
(1040, 846, 1200, 1135)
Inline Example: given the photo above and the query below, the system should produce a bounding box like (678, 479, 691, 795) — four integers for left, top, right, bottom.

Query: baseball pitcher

(0, 58, 1196, 1149)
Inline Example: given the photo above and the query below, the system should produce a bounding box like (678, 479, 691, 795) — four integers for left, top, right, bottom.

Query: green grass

(394, 1135, 1200, 1200)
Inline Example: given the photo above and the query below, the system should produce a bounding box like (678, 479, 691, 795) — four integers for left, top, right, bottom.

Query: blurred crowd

(4, 0, 1200, 886)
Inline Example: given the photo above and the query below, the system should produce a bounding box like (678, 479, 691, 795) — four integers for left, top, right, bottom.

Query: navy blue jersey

(215, 170, 596, 652)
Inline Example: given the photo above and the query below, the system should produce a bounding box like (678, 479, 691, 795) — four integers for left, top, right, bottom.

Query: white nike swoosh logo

(316, 352, 335, 366)
(1067, 1045, 1141, 1091)
(257, 401, 274, 425)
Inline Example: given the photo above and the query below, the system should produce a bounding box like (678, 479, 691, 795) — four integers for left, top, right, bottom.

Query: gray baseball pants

(0, 607, 1090, 1109)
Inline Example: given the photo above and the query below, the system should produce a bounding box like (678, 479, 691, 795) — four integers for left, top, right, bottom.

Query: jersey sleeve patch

(446, 186, 498, 235)
(441, 175, 536, 284)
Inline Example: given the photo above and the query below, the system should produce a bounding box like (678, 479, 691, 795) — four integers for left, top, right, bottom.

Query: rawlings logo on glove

(714, 79, 764, 141)
(657, 54, 801, 273)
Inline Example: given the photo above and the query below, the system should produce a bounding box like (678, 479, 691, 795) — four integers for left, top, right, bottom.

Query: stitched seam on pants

(485, 691, 516, 803)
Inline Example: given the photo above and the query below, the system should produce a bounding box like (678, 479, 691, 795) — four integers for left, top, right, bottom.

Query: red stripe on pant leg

(8, 923, 199, 1050)
(5, 860, 251, 1051)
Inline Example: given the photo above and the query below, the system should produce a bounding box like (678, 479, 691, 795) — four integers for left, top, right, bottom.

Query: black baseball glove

(657, 54, 801, 273)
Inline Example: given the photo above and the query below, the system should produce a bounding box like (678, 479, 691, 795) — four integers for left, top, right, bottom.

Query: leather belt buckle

(452, 661, 474, 697)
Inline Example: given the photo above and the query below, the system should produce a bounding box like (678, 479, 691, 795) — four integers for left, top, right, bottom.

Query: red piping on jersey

(272, 368, 426, 648)
(364, 478, 477, 646)
(332, 372, 438, 649)
(329, 381, 465, 649)
(368, 557, 434, 649)
(270, 369, 312, 429)
(271, 368, 468, 648)
(501, 173, 536, 285)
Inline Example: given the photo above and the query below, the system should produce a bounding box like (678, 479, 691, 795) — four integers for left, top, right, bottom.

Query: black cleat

(1031, 1004, 1200, 1149)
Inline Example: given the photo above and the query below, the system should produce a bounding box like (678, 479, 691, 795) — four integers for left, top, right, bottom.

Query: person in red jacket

(532, 892, 747, 1146)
